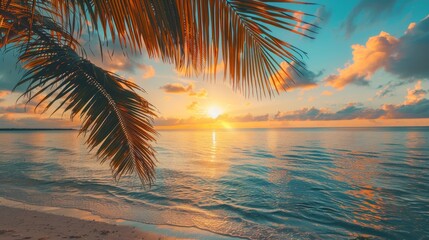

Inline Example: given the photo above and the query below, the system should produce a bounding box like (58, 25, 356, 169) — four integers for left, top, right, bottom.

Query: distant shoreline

(0, 128, 78, 131)
(154, 126, 429, 131)
(1, 126, 429, 131)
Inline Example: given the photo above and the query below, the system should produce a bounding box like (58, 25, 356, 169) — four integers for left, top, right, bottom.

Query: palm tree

(0, 0, 317, 184)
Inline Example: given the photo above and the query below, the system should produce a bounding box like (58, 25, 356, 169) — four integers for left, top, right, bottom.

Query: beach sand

(0, 206, 176, 240)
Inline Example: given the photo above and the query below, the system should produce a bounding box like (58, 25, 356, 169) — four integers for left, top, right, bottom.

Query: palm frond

(50, 0, 185, 61)
(48, 0, 317, 97)
(1, 1, 78, 49)
(13, 32, 158, 184)
(176, 0, 318, 98)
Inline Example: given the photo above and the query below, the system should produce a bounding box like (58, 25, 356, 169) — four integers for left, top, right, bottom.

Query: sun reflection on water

(211, 130, 217, 161)
(331, 153, 386, 233)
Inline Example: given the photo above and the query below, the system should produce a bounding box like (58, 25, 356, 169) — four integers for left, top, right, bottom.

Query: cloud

(141, 65, 155, 79)
(375, 81, 402, 98)
(382, 99, 429, 119)
(274, 104, 385, 121)
(275, 84, 429, 121)
(160, 83, 207, 97)
(302, 6, 332, 33)
(327, 16, 429, 89)
(0, 104, 28, 114)
(272, 62, 322, 91)
(0, 90, 10, 101)
(0, 93, 52, 115)
(189, 89, 207, 98)
(154, 116, 211, 126)
(292, 5, 331, 36)
(187, 101, 199, 111)
(404, 81, 427, 105)
(342, 0, 398, 37)
(322, 90, 333, 96)
(160, 83, 193, 93)
(315, 6, 332, 26)
(387, 16, 429, 80)
(154, 113, 270, 126)
(274, 99, 429, 121)
(325, 32, 399, 88)
(232, 113, 269, 122)
(0, 114, 79, 128)
(82, 36, 155, 79)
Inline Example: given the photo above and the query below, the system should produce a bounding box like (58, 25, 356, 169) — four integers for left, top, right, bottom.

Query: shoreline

(0, 205, 172, 240)
(0, 198, 241, 240)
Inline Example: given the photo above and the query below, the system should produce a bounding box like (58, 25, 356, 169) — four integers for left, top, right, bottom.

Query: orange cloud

(189, 89, 207, 98)
(0, 90, 10, 99)
(327, 16, 429, 90)
(187, 101, 199, 111)
(141, 65, 155, 79)
(326, 32, 399, 89)
(160, 83, 192, 93)
(404, 81, 427, 105)
(160, 83, 207, 98)
(0, 114, 79, 128)
(155, 113, 269, 127)
(406, 22, 416, 34)
(322, 90, 333, 96)
(271, 62, 321, 91)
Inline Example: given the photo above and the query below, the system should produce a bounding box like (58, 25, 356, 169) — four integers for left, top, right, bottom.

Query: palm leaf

(1, 1, 78, 48)
(175, 0, 318, 97)
(50, 0, 185, 62)
(13, 32, 158, 184)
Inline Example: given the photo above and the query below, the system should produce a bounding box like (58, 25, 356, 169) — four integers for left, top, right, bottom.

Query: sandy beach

(0, 205, 175, 240)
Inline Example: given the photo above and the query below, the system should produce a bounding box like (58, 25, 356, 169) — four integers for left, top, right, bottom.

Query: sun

(207, 106, 223, 119)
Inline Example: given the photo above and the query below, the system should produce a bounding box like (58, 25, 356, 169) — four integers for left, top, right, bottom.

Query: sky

(0, 0, 428, 129)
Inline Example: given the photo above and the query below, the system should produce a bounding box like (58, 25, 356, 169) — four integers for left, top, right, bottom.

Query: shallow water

(0, 128, 428, 239)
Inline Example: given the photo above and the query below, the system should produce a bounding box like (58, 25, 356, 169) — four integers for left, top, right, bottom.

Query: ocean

(0, 128, 428, 239)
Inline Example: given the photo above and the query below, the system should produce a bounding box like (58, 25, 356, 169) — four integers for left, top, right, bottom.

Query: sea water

(0, 128, 428, 239)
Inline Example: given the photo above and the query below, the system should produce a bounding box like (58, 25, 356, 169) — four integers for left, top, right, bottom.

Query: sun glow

(207, 106, 223, 119)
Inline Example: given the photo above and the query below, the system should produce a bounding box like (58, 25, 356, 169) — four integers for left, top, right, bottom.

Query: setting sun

(207, 106, 223, 119)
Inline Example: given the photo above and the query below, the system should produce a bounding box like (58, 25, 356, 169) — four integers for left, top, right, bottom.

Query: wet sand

(0, 206, 177, 240)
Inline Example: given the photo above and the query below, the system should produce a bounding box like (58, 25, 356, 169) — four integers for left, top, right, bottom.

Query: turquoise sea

(0, 128, 428, 239)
